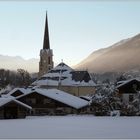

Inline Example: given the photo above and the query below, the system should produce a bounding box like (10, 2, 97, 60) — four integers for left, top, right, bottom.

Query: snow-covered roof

(13, 99, 32, 110)
(116, 78, 140, 89)
(17, 88, 89, 109)
(0, 97, 13, 106)
(0, 97, 32, 109)
(32, 62, 96, 87)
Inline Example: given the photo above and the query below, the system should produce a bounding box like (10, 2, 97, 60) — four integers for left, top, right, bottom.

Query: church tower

(38, 12, 53, 78)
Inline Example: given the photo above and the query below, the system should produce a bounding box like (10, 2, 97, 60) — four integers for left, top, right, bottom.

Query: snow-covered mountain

(0, 55, 39, 73)
(75, 33, 140, 73)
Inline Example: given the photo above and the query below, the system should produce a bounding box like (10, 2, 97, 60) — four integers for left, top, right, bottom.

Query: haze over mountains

(0, 55, 39, 73)
(75, 34, 140, 73)
(0, 33, 140, 74)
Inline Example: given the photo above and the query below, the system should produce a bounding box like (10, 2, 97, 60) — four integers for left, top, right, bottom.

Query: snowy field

(0, 115, 140, 139)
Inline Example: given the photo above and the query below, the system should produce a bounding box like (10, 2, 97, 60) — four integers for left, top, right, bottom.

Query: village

(0, 12, 140, 119)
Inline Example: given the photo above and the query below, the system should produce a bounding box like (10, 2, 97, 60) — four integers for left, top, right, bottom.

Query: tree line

(0, 68, 36, 89)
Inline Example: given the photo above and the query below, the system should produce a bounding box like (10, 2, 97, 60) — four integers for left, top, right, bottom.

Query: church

(0, 12, 96, 118)
(34, 12, 96, 96)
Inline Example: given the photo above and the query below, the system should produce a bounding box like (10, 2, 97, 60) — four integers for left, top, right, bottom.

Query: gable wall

(40, 85, 96, 96)
(0, 101, 27, 119)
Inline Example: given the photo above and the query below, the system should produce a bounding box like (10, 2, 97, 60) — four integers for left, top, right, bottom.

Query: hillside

(75, 34, 140, 73)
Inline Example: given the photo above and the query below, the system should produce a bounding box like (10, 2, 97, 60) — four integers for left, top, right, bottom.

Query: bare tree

(17, 69, 31, 87)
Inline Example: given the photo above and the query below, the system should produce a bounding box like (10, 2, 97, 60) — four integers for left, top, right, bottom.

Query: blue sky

(0, 1, 140, 66)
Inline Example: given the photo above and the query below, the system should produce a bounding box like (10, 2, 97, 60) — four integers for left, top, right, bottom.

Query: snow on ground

(0, 115, 140, 139)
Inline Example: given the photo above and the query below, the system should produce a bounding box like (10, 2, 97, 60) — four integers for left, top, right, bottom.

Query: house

(0, 97, 32, 119)
(8, 88, 89, 115)
(116, 78, 140, 104)
(32, 62, 96, 96)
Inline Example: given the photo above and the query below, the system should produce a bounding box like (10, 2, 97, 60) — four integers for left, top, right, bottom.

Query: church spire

(38, 11, 54, 78)
(43, 11, 50, 50)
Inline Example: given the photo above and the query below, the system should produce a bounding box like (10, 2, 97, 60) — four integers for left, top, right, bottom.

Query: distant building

(38, 12, 53, 78)
(33, 62, 96, 96)
(116, 78, 140, 103)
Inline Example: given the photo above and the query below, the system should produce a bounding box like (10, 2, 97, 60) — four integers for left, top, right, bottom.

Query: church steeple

(43, 12, 50, 50)
(38, 12, 54, 78)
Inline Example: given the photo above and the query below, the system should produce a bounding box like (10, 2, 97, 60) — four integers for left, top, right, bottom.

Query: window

(36, 98, 43, 104)
(129, 95, 134, 102)
(48, 57, 51, 64)
(26, 98, 36, 104)
(40, 57, 43, 66)
(44, 98, 51, 104)
(48, 67, 51, 70)
(133, 84, 137, 91)
(11, 91, 23, 97)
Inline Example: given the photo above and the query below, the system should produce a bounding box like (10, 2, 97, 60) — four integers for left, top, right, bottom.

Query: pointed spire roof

(43, 11, 50, 50)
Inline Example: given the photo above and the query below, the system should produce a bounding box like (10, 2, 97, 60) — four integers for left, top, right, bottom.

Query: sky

(0, 1, 140, 67)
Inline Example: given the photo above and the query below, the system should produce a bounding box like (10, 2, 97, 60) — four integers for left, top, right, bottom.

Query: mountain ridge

(0, 55, 39, 73)
(75, 33, 140, 73)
